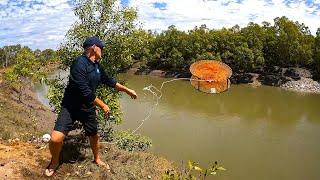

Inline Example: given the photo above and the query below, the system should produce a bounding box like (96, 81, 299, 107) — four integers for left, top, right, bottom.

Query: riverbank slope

(0, 68, 174, 179)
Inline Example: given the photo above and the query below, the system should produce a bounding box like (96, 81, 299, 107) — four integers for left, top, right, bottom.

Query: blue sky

(0, 0, 320, 50)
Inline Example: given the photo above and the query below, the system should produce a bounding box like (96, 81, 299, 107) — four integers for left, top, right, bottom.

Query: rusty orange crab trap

(189, 60, 232, 93)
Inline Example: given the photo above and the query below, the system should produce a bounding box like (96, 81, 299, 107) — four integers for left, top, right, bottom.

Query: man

(45, 36, 137, 176)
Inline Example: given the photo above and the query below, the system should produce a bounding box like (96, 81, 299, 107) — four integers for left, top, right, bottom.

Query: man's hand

(115, 83, 137, 99)
(127, 89, 137, 99)
(93, 97, 111, 119)
(102, 105, 110, 119)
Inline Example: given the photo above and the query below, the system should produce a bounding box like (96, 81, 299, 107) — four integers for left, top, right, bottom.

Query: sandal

(45, 161, 59, 177)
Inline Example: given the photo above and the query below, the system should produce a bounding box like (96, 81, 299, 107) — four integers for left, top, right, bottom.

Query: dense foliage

(3, 47, 54, 102)
(314, 28, 320, 78)
(129, 17, 319, 76)
(0, 45, 58, 68)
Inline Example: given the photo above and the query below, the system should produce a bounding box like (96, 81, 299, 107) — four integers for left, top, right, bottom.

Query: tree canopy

(128, 16, 319, 74)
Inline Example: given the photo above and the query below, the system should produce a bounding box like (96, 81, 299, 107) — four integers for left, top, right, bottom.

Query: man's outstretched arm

(99, 65, 137, 99)
(115, 83, 137, 99)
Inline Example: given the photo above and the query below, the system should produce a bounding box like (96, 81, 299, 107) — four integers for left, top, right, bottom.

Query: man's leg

(88, 134, 106, 166)
(49, 130, 65, 167)
(84, 110, 110, 169)
(46, 106, 73, 176)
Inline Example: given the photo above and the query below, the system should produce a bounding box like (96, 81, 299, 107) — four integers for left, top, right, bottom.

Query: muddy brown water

(35, 73, 320, 180)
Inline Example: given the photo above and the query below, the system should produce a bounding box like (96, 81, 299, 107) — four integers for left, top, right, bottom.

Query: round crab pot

(189, 60, 232, 94)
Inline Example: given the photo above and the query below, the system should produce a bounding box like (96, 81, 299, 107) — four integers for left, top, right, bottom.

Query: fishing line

(100, 77, 218, 145)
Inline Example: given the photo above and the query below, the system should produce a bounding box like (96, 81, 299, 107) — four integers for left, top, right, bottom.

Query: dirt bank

(0, 69, 56, 140)
(0, 68, 175, 179)
(0, 137, 173, 179)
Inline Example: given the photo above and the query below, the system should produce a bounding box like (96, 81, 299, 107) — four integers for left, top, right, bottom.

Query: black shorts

(54, 106, 98, 136)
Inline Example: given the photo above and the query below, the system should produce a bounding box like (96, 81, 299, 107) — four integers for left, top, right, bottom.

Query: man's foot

(94, 159, 111, 172)
(45, 161, 59, 177)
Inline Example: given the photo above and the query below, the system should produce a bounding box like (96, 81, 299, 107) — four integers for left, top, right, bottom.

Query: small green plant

(113, 130, 152, 152)
(162, 160, 226, 180)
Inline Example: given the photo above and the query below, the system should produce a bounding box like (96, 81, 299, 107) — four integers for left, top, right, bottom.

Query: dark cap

(83, 36, 105, 50)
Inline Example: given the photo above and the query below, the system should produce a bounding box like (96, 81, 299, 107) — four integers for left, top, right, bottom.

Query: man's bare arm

(115, 83, 137, 99)
(93, 97, 109, 115)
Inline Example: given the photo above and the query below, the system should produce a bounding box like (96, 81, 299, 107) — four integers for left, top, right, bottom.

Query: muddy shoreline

(126, 65, 320, 94)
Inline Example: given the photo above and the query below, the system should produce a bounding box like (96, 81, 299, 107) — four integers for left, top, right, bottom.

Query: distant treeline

(0, 45, 59, 102)
(1, 16, 320, 77)
(129, 16, 320, 77)
(0, 45, 58, 68)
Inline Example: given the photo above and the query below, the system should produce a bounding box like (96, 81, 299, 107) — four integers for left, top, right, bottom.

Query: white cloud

(0, 0, 76, 50)
(0, 0, 8, 6)
(0, 0, 319, 50)
(129, 0, 320, 34)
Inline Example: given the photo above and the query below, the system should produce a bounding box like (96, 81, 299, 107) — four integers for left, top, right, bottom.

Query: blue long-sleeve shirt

(62, 55, 117, 109)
